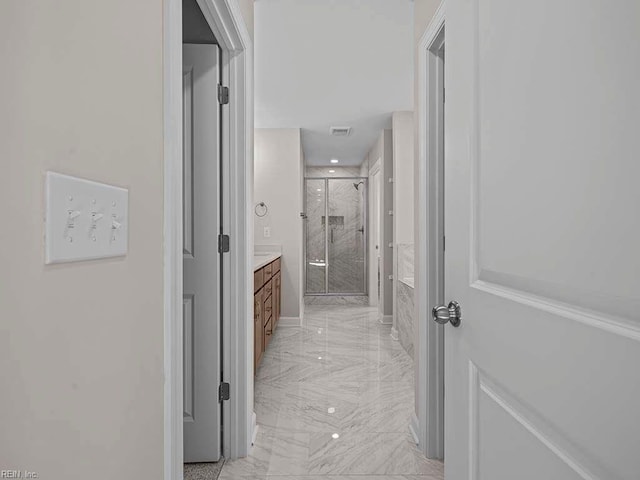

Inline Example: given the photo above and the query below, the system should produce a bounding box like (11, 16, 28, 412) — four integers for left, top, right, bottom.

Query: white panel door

(444, 1, 640, 479)
(183, 43, 222, 463)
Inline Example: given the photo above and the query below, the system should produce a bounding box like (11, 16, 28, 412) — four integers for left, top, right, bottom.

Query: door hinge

(219, 382, 230, 402)
(218, 85, 229, 105)
(218, 234, 230, 253)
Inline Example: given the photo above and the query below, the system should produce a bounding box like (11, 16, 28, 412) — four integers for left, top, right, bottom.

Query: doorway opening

(182, 0, 224, 475)
(164, 0, 253, 477)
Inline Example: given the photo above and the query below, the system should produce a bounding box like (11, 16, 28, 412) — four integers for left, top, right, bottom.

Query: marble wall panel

(396, 281, 414, 359)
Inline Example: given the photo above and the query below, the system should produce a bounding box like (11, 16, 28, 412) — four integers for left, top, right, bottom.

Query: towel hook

(255, 202, 268, 217)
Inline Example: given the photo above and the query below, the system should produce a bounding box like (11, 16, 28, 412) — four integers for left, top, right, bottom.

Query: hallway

(220, 304, 444, 479)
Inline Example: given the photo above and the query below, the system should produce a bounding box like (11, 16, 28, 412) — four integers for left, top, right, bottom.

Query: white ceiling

(254, 0, 414, 166)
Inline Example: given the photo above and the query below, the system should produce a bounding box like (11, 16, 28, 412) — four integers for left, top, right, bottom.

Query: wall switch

(263, 226, 271, 238)
(45, 172, 128, 264)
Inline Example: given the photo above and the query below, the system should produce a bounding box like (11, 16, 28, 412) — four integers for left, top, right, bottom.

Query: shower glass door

(305, 177, 367, 295)
(305, 179, 327, 294)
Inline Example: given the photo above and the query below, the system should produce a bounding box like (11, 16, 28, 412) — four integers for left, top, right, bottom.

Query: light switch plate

(45, 172, 129, 264)
(263, 226, 271, 238)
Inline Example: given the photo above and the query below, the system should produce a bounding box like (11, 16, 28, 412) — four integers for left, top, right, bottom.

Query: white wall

(0, 1, 164, 478)
(236, 0, 254, 41)
(254, 128, 304, 320)
(392, 111, 415, 246)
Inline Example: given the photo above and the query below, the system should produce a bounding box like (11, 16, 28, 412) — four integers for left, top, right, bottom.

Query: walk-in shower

(304, 177, 367, 295)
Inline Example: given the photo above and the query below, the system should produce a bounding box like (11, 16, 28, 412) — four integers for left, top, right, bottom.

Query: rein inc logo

(1, 471, 38, 479)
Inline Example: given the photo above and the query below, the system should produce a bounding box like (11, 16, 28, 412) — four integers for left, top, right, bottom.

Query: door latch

(219, 382, 230, 402)
(218, 234, 230, 253)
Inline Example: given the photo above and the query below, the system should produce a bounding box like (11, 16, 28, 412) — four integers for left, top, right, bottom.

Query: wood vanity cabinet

(254, 257, 281, 371)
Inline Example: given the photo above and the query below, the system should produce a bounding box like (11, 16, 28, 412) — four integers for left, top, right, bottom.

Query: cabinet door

(263, 293, 272, 328)
(274, 272, 281, 326)
(254, 290, 263, 372)
(264, 317, 273, 349)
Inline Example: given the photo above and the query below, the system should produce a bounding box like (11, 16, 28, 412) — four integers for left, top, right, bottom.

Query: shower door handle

(330, 229, 334, 243)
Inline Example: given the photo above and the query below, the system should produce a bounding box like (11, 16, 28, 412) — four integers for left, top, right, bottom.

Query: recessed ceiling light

(332, 433, 340, 439)
(317, 188, 322, 192)
(330, 159, 339, 164)
(328, 169, 335, 173)
(327, 407, 336, 414)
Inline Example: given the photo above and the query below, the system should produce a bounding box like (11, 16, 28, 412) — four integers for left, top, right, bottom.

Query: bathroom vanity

(253, 254, 282, 371)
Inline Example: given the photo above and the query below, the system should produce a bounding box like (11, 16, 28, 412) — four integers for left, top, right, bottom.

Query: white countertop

(253, 253, 282, 271)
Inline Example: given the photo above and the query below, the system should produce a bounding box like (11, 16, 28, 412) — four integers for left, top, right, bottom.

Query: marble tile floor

(219, 305, 444, 480)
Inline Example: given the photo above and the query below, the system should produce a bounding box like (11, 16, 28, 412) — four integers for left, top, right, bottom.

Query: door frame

(415, 0, 446, 460)
(163, 0, 253, 478)
(368, 159, 381, 308)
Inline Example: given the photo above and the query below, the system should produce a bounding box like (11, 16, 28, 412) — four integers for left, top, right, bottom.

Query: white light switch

(45, 172, 129, 264)
(263, 226, 271, 238)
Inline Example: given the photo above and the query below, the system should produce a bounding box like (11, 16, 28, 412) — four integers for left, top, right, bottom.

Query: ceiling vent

(330, 126, 352, 137)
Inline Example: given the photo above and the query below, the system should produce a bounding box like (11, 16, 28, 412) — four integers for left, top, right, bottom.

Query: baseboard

(390, 326, 399, 340)
(409, 413, 420, 445)
(278, 316, 302, 327)
(251, 412, 258, 445)
(379, 314, 393, 325)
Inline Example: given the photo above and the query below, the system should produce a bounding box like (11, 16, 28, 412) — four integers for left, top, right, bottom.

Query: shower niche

(304, 177, 367, 295)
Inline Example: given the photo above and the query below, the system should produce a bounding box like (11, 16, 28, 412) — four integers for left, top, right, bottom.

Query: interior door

(444, 1, 640, 479)
(183, 43, 222, 463)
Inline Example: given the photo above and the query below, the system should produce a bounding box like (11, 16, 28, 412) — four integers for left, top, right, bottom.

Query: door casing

(368, 160, 381, 308)
(415, 1, 446, 460)
(163, 0, 254, 477)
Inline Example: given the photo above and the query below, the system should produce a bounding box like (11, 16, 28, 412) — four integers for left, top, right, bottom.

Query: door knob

(432, 301, 462, 327)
